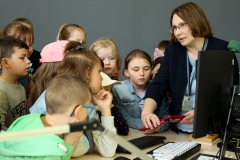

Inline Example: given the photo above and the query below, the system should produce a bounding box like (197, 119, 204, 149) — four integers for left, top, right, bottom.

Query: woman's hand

(92, 89, 112, 116)
(141, 112, 160, 129)
(181, 110, 194, 125)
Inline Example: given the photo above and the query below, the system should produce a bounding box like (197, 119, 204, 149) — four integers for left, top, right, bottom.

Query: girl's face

(68, 29, 86, 44)
(172, 14, 195, 47)
(88, 61, 103, 94)
(96, 47, 117, 76)
(25, 41, 33, 57)
(124, 57, 151, 88)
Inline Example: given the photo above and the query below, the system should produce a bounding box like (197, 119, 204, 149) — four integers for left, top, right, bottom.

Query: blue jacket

(112, 79, 170, 132)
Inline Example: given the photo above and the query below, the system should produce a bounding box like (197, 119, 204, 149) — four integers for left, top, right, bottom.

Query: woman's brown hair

(169, 2, 213, 43)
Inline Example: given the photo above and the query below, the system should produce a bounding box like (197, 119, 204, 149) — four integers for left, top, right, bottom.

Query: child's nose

(105, 59, 110, 65)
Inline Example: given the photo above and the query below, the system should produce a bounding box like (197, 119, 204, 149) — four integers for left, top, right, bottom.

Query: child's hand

(92, 89, 112, 116)
(143, 125, 161, 134)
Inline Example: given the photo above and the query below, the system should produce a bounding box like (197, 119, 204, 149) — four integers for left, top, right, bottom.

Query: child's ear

(123, 69, 130, 77)
(73, 105, 81, 120)
(85, 67, 91, 81)
(1, 58, 10, 69)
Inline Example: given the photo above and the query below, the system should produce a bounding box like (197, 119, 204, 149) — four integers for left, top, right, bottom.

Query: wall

(0, 0, 240, 80)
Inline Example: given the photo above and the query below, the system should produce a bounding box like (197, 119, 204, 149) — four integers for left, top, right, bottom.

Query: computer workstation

(0, 50, 237, 159)
(72, 50, 238, 160)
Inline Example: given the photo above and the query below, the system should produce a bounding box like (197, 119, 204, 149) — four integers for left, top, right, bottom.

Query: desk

(71, 128, 236, 160)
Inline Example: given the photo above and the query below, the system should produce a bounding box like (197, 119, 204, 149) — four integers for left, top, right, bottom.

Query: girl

(12, 17, 41, 79)
(30, 40, 68, 106)
(90, 38, 129, 135)
(112, 49, 170, 134)
(30, 41, 117, 158)
(142, 2, 239, 134)
(90, 37, 121, 79)
(31, 23, 86, 105)
(56, 23, 86, 44)
(152, 40, 170, 79)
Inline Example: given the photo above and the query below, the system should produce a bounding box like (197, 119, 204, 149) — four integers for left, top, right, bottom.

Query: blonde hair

(46, 73, 91, 114)
(90, 37, 122, 71)
(11, 18, 34, 43)
(0, 22, 33, 44)
(55, 41, 99, 82)
(12, 18, 33, 29)
(31, 62, 60, 104)
(56, 23, 86, 43)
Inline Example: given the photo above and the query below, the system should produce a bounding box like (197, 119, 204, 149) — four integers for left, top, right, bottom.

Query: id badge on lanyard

(182, 38, 208, 112)
(182, 96, 192, 111)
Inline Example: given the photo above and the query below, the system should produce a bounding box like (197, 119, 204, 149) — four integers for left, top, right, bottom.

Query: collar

(125, 78, 151, 95)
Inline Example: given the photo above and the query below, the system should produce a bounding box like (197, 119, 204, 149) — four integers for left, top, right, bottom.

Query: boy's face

(6, 47, 31, 77)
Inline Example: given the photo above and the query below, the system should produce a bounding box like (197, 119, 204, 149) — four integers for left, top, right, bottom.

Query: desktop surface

(71, 128, 236, 160)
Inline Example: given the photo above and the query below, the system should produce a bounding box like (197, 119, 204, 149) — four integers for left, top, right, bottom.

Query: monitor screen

(192, 51, 235, 138)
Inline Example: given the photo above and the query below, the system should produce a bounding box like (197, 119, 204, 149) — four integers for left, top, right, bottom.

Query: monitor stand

(218, 86, 238, 160)
(194, 86, 238, 160)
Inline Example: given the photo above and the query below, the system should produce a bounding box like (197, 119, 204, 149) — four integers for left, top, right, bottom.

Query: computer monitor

(193, 51, 235, 139)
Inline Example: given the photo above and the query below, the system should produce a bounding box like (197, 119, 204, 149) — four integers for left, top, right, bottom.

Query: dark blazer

(145, 37, 239, 115)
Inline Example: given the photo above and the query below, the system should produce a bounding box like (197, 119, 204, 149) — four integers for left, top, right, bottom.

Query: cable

(229, 141, 239, 159)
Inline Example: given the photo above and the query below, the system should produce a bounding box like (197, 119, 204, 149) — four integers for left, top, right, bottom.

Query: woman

(141, 2, 239, 134)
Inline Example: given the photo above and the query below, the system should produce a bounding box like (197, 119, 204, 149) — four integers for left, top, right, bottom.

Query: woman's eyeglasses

(169, 22, 187, 33)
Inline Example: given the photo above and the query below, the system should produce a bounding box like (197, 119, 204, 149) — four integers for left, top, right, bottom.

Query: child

(30, 41, 117, 157)
(0, 74, 92, 159)
(152, 40, 172, 104)
(56, 23, 86, 44)
(0, 37, 31, 130)
(90, 37, 121, 79)
(152, 40, 170, 79)
(30, 40, 68, 106)
(12, 17, 41, 79)
(90, 38, 129, 135)
(0, 22, 35, 108)
(112, 49, 170, 134)
(0, 22, 34, 91)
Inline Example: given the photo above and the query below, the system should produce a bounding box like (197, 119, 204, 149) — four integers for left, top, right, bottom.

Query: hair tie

(154, 48, 164, 60)
(76, 45, 83, 50)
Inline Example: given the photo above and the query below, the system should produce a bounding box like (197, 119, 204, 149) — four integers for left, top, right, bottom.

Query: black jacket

(145, 37, 239, 115)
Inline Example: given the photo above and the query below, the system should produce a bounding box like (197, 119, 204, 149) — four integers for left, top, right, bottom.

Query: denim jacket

(112, 79, 170, 132)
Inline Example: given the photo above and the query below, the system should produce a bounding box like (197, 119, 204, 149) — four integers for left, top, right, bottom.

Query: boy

(0, 37, 30, 130)
(0, 74, 92, 159)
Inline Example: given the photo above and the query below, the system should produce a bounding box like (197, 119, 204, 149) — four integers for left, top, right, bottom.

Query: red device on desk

(140, 115, 185, 131)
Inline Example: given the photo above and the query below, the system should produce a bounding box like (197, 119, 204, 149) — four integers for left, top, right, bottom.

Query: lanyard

(186, 38, 208, 96)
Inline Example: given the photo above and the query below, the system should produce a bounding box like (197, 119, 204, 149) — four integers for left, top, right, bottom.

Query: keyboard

(116, 136, 166, 154)
(134, 142, 201, 160)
